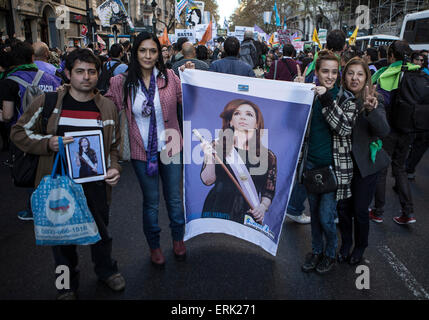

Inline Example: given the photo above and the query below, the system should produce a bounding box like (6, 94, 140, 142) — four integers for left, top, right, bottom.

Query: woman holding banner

(295, 50, 358, 274)
(336, 57, 390, 265)
(199, 99, 277, 226)
(105, 32, 187, 267)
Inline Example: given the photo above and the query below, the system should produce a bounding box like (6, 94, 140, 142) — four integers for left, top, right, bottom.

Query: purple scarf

(139, 73, 158, 176)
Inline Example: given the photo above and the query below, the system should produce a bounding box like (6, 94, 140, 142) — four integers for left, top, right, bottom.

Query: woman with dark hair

(161, 45, 171, 68)
(337, 57, 390, 265)
(200, 99, 277, 225)
(105, 32, 186, 267)
(294, 50, 358, 274)
(75, 137, 99, 178)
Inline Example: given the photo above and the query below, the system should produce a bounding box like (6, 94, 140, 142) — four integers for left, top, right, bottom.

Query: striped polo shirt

(57, 93, 103, 136)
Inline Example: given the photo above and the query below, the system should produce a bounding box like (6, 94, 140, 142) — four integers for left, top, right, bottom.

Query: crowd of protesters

(1, 28, 429, 299)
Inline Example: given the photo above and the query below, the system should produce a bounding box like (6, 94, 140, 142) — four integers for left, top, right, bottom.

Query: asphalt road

(1, 148, 429, 301)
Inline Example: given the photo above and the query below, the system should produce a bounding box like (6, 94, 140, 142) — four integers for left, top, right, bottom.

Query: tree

(203, 0, 220, 23)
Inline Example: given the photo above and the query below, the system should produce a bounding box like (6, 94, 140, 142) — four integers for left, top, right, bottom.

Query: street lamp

(112, 25, 118, 44)
(151, 0, 157, 35)
(85, 0, 96, 44)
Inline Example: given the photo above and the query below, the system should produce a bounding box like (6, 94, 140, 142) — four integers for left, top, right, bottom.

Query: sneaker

(57, 291, 77, 300)
(102, 273, 126, 292)
(301, 253, 322, 272)
(286, 213, 311, 224)
(369, 209, 383, 223)
(393, 215, 416, 225)
(315, 255, 336, 274)
(17, 210, 33, 221)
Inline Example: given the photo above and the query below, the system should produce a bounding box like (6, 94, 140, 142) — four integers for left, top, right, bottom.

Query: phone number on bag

(40, 225, 88, 235)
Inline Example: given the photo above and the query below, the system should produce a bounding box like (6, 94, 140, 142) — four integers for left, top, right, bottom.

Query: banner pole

(193, 129, 255, 210)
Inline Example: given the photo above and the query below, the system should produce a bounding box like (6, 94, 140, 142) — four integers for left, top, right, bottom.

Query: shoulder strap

(32, 70, 44, 86)
(283, 59, 296, 78)
(41, 92, 58, 134)
(111, 61, 121, 72)
(6, 75, 31, 88)
(297, 96, 317, 181)
(274, 60, 278, 80)
(7, 70, 45, 88)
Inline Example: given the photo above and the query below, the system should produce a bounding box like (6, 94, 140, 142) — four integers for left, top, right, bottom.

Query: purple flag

(254, 24, 265, 34)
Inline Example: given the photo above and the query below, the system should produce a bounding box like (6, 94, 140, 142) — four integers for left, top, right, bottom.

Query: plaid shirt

(105, 69, 182, 162)
(319, 88, 358, 200)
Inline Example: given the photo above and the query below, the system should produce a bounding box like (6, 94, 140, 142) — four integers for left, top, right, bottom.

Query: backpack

(7, 70, 45, 116)
(97, 61, 121, 95)
(391, 67, 429, 133)
(9, 92, 58, 188)
(240, 41, 257, 69)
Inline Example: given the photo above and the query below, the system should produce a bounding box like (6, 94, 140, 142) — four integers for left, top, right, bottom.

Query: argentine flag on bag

(31, 138, 101, 246)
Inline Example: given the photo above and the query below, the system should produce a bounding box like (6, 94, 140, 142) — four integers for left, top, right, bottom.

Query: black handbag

(299, 97, 338, 194)
(302, 165, 338, 194)
(9, 92, 58, 188)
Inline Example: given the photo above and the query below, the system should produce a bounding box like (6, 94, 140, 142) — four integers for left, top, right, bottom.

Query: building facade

(130, 0, 175, 35)
(6, 0, 106, 48)
(0, 0, 175, 48)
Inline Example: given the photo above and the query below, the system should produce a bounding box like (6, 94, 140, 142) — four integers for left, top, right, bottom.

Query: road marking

(378, 245, 429, 300)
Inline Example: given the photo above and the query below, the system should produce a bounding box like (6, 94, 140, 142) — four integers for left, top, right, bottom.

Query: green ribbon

(370, 139, 383, 163)
(4, 63, 39, 78)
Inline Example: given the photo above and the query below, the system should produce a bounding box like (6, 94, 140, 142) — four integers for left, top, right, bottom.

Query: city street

(1, 148, 429, 301)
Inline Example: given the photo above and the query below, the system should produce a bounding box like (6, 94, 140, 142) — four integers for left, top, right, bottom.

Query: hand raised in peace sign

(363, 84, 378, 112)
(294, 64, 309, 83)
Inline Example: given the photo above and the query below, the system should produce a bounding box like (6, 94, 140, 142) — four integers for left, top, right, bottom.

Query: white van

(352, 35, 400, 51)
(400, 9, 429, 50)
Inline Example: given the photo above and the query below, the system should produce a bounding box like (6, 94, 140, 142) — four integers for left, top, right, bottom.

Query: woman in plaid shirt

(295, 50, 359, 274)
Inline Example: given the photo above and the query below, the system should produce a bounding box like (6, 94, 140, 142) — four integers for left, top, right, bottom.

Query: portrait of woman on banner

(75, 137, 99, 178)
(199, 99, 277, 226)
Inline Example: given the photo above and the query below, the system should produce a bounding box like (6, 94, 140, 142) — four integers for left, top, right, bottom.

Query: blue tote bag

(31, 138, 101, 246)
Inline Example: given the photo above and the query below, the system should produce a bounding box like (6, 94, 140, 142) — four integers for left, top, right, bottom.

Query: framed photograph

(64, 130, 107, 184)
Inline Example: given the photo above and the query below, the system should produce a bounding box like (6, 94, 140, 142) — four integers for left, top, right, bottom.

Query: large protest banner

(96, 0, 134, 29)
(180, 70, 314, 255)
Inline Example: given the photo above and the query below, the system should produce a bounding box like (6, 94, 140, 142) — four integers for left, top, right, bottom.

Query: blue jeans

(287, 182, 307, 216)
(305, 162, 338, 259)
(132, 153, 185, 249)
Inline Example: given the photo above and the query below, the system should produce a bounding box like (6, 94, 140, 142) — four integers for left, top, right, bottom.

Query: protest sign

(180, 70, 314, 255)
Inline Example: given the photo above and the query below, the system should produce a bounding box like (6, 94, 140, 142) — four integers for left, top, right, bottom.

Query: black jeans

(374, 132, 414, 216)
(406, 132, 429, 174)
(337, 169, 378, 259)
(52, 181, 118, 293)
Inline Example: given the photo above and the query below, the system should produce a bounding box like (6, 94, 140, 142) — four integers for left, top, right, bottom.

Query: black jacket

(351, 95, 391, 178)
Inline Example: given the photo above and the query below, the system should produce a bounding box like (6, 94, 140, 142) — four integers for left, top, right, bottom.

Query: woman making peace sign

(336, 57, 390, 265)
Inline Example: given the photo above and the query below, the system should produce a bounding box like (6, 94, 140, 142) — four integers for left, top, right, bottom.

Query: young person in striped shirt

(11, 48, 124, 299)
